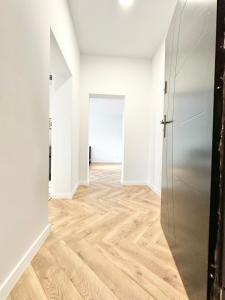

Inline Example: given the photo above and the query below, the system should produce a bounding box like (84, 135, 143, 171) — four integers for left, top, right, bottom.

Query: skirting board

(0, 224, 51, 300)
(51, 183, 79, 200)
(148, 183, 161, 196)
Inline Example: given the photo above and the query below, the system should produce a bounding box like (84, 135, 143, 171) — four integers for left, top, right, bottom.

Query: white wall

(89, 97, 124, 163)
(50, 32, 73, 198)
(50, 31, 72, 89)
(79, 55, 152, 184)
(0, 1, 50, 298)
(51, 0, 80, 193)
(52, 78, 73, 197)
(148, 41, 165, 195)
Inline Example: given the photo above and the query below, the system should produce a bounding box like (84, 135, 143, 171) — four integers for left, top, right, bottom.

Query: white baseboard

(0, 224, 51, 300)
(148, 183, 161, 196)
(51, 183, 79, 200)
(122, 180, 148, 186)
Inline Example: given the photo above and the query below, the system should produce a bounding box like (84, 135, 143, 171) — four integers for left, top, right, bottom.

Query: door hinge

(164, 81, 168, 94)
(49, 74, 53, 81)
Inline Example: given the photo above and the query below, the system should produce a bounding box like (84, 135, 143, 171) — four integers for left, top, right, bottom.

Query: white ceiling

(68, 0, 177, 59)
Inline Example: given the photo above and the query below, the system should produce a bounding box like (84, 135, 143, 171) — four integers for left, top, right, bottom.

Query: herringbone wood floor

(8, 164, 188, 300)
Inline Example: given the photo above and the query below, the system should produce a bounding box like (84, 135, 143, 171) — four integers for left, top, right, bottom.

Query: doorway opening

(49, 30, 73, 199)
(88, 94, 125, 185)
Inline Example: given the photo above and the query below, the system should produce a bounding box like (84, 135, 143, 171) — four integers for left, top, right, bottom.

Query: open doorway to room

(49, 30, 73, 199)
(88, 94, 125, 185)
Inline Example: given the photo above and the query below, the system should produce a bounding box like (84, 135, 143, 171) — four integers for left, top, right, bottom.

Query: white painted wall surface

(51, 0, 80, 193)
(89, 97, 124, 163)
(0, 1, 50, 298)
(50, 32, 72, 90)
(79, 55, 152, 184)
(52, 79, 73, 198)
(148, 41, 165, 195)
(50, 32, 73, 198)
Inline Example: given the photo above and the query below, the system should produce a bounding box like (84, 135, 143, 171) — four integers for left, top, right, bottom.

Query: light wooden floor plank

(8, 164, 188, 300)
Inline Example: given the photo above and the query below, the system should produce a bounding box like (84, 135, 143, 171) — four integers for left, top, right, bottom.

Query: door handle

(161, 115, 173, 138)
(160, 120, 173, 125)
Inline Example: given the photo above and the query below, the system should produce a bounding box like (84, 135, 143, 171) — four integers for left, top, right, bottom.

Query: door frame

(87, 93, 126, 185)
(207, 0, 225, 298)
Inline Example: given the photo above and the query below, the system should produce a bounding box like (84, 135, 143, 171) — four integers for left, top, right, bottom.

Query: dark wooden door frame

(208, 0, 225, 298)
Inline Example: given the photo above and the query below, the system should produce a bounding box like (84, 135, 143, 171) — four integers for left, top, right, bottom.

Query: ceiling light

(119, 0, 134, 8)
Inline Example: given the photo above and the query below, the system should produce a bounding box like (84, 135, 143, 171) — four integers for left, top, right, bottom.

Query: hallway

(8, 165, 188, 300)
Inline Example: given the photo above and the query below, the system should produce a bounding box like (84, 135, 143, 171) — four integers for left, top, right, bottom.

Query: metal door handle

(160, 120, 173, 125)
(161, 115, 173, 138)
